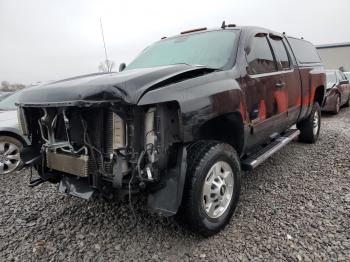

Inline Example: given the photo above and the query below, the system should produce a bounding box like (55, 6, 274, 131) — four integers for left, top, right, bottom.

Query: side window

(269, 37, 290, 70)
(246, 36, 277, 75)
(287, 38, 321, 64)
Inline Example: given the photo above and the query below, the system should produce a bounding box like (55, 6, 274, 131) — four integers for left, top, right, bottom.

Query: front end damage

(18, 101, 186, 215)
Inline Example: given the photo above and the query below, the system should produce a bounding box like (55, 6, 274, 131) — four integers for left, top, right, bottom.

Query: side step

(242, 129, 300, 171)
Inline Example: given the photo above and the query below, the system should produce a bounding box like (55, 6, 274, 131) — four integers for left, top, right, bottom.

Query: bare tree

(1, 81, 26, 91)
(1, 81, 10, 91)
(98, 59, 115, 73)
(11, 83, 26, 90)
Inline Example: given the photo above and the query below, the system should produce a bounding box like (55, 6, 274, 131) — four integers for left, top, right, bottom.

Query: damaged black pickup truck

(17, 25, 326, 236)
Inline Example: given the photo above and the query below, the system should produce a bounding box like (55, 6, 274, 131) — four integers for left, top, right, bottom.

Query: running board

(242, 129, 300, 171)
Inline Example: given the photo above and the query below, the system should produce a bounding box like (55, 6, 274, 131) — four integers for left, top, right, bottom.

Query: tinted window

(287, 38, 321, 63)
(126, 30, 240, 70)
(247, 36, 277, 74)
(288, 38, 321, 63)
(270, 38, 290, 69)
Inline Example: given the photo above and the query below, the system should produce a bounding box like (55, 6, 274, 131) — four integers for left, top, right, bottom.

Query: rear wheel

(0, 136, 23, 175)
(297, 102, 321, 143)
(180, 141, 241, 236)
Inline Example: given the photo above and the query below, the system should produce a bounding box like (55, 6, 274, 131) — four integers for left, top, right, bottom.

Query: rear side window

(287, 38, 321, 63)
(269, 38, 290, 70)
(246, 36, 277, 75)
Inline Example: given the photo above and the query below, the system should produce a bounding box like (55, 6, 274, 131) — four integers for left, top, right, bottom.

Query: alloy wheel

(202, 161, 234, 219)
(336, 96, 340, 113)
(0, 141, 21, 175)
(313, 110, 319, 136)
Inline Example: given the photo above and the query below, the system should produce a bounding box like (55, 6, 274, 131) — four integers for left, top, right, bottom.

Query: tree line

(0, 81, 25, 92)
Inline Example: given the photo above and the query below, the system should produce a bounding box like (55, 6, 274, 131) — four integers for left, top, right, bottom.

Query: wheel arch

(334, 89, 342, 101)
(194, 111, 245, 156)
(314, 85, 326, 106)
(0, 131, 28, 146)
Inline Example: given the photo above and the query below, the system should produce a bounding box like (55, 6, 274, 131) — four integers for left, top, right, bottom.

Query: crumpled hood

(17, 64, 214, 107)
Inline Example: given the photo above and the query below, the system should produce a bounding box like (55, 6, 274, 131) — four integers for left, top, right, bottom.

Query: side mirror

(119, 63, 126, 72)
(340, 79, 349, 85)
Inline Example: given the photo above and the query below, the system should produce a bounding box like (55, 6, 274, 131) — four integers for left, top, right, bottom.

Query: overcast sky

(1, 0, 349, 84)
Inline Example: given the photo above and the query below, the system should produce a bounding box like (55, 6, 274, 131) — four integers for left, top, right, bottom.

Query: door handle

(276, 82, 286, 88)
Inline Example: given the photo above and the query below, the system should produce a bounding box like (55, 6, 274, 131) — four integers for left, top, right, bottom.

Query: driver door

(243, 32, 288, 146)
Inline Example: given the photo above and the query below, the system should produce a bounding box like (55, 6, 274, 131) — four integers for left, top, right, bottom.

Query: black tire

(179, 141, 241, 237)
(345, 95, 350, 107)
(0, 136, 23, 175)
(297, 102, 321, 143)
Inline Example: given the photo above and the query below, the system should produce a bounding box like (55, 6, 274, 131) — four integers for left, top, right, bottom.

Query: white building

(316, 42, 350, 71)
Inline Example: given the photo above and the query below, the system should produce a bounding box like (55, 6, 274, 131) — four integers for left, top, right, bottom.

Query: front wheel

(297, 102, 321, 143)
(344, 95, 350, 107)
(180, 141, 241, 237)
(0, 136, 23, 175)
(333, 94, 341, 114)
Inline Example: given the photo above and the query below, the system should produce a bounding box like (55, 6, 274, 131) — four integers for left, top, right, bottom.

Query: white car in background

(0, 91, 29, 175)
(0, 91, 13, 101)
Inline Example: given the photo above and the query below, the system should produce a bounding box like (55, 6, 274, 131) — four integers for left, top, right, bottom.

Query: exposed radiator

(46, 151, 91, 177)
(44, 109, 126, 177)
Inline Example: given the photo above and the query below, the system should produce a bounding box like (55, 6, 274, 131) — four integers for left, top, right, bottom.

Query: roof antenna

(221, 21, 226, 29)
(100, 18, 109, 64)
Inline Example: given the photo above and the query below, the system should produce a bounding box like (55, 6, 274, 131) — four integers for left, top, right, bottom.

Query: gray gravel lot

(1, 108, 350, 261)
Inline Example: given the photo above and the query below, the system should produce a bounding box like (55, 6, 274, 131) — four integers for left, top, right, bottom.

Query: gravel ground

(1, 108, 349, 262)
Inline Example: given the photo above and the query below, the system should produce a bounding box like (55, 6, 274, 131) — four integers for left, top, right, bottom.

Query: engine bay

(19, 102, 182, 200)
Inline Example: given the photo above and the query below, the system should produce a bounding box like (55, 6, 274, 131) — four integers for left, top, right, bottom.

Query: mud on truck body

(17, 25, 326, 236)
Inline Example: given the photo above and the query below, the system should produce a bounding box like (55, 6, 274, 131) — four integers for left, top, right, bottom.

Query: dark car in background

(0, 91, 29, 175)
(322, 70, 350, 114)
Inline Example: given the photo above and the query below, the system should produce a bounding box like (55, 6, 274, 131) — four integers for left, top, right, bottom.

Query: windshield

(326, 72, 337, 86)
(126, 30, 240, 70)
(0, 91, 23, 110)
